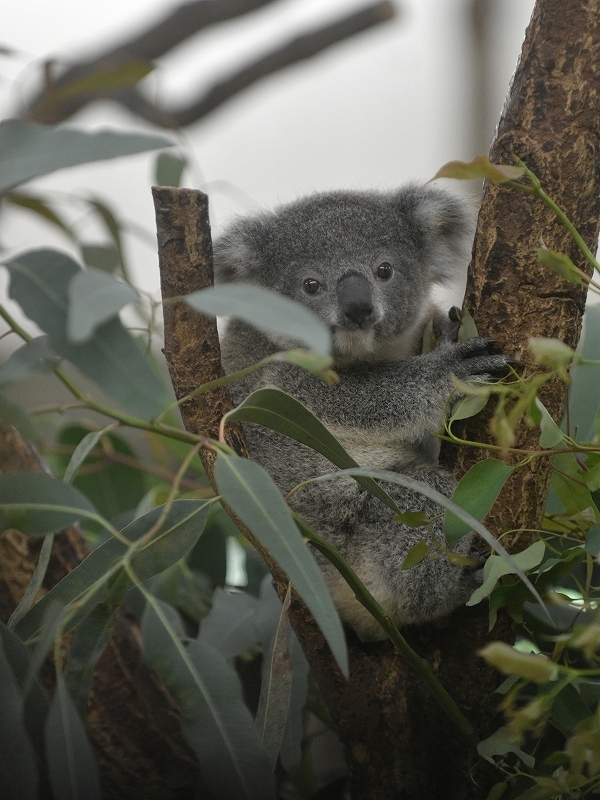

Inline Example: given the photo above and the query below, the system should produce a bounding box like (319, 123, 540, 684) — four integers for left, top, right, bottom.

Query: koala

(213, 185, 507, 639)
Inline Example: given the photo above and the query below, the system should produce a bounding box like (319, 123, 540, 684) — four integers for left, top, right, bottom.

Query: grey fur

(214, 185, 506, 638)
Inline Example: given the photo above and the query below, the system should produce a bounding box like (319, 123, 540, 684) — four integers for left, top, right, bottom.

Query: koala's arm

(241, 336, 507, 440)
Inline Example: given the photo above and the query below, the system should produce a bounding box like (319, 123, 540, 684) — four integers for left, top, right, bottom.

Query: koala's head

(214, 185, 474, 361)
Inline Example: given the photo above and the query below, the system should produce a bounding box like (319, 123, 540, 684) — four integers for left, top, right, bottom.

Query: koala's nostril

(344, 300, 374, 325)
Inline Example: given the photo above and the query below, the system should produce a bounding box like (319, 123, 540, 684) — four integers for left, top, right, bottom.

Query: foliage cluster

(1, 124, 600, 800)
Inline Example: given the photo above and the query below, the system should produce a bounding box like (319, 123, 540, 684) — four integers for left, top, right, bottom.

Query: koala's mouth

(332, 325, 376, 358)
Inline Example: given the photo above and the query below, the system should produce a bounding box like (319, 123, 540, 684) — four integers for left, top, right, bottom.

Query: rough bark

(152, 1, 600, 797)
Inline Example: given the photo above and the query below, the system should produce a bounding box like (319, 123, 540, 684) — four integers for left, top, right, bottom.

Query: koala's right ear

(213, 217, 269, 284)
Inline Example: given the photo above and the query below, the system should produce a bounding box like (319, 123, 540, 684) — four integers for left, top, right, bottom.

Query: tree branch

(22, 1, 396, 126)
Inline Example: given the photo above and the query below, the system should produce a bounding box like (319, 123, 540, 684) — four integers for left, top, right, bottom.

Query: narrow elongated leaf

(142, 599, 276, 800)
(534, 398, 564, 448)
(214, 453, 348, 676)
(6, 192, 75, 240)
(8, 534, 54, 628)
(225, 388, 398, 513)
(4, 249, 167, 418)
(255, 586, 293, 770)
(45, 674, 102, 800)
(279, 630, 310, 773)
(185, 284, 331, 357)
(64, 603, 114, 715)
(62, 425, 115, 484)
(0, 335, 58, 384)
(15, 500, 212, 642)
(307, 467, 549, 616)
(0, 472, 97, 536)
(46, 60, 153, 105)
(0, 119, 171, 192)
(155, 152, 187, 187)
(444, 458, 513, 544)
(0, 636, 39, 800)
(86, 198, 126, 274)
(537, 248, 586, 286)
(81, 243, 119, 272)
(0, 391, 35, 440)
(432, 156, 525, 183)
(67, 267, 138, 342)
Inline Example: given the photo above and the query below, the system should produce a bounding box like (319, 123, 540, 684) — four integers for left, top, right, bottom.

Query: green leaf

(0, 392, 36, 440)
(185, 284, 331, 357)
(86, 198, 126, 275)
(570, 306, 600, 442)
(450, 393, 489, 421)
(6, 192, 75, 240)
(80, 243, 120, 273)
(551, 453, 599, 518)
(62, 425, 115, 484)
(64, 603, 114, 715)
(402, 539, 430, 569)
(395, 510, 432, 527)
(224, 387, 398, 513)
(528, 337, 575, 370)
(0, 119, 172, 192)
(0, 335, 58, 384)
(585, 524, 600, 557)
(15, 500, 212, 642)
(0, 635, 39, 800)
(534, 398, 564, 448)
(537, 248, 586, 286)
(45, 674, 102, 800)
(8, 534, 54, 628)
(67, 267, 138, 342)
(4, 249, 167, 418)
(214, 453, 348, 677)
(477, 730, 535, 769)
(155, 152, 187, 187)
(479, 642, 557, 683)
(142, 598, 276, 800)
(432, 156, 525, 183)
(467, 540, 546, 606)
(255, 586, 293, 770)
(0, 472, 98, 536)
(444, 458, 513, 544)
(46, 60, 153, 105)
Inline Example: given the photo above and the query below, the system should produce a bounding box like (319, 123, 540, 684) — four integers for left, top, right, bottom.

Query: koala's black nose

(336, 273, 374, 327)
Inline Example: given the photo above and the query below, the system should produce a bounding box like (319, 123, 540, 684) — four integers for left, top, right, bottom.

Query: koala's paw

(442, 336, 512, 384)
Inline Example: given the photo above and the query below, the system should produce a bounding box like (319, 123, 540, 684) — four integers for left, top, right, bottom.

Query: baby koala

(213, 185, 506, 638)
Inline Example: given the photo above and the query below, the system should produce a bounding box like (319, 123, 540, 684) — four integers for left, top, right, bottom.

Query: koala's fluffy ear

(396, 186, 476, 284)
(213, 217, 269, 284)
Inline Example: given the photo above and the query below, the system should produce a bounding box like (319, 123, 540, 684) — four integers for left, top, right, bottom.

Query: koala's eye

(303, 278, 322, 295)
(376, 262, 393, 280)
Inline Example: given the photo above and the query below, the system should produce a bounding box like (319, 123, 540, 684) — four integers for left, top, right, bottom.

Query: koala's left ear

(213, 216, 269, 284)
(396, 185, 476, 284)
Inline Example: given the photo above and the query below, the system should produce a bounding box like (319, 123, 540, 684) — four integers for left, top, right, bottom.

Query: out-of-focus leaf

(142, 598, 276, 800)
(86, 198, 125, 274)
(45, 60, 153, 105)
(533, 398, 564, 448)
(8, 534, 54, 628)
(585, 524, 600, 557)
(185, 284, 331, 357)
(224, 387, 398, 513)
(15, 500, 212, 642)
(58, 425, 147, 521)
(0, 472, 97, 536)
(150, 562, 212, 624)
(537, 248, 586, 286)
(45, 674, 102, 800)
(255, 585, 293, 770)
(155, 152, 187, 187)
(4, 249, 167, 418)
(570, 306, 600, 442)
(551, 453, 599, 519)
(215, 453, 348, 677)
(67, 267, 138, 342)
(0, 335, 58, 384)
(187, 506, 231, 586)
(395, 510, 432, 527)
(550, 683, 592, 731)
(0, 635, 39, 800)
(6, 192, 75, 239)
(64, 603, 114, 715)
(81, 243, 119, 273)
(444, 458, 513, 544)
(477, 730, 535, 769)
(0, 119, 171, 192)
(479, 642, 557, 683)
(0, 392, 35, 440)
(528, 337, 575, 370)
(432, 156, 525, 183)
(279, 629, 309, 773)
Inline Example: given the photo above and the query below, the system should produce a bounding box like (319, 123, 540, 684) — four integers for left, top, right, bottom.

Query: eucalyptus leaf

(0, 472, 98, 536)
(5, 192, 75, 240)
(47, 60, 153, 105)
(444, 458, 513, 544)
(279, 629, 310, 773)
(224, 387, 398, 513)
(142, 598, 276, 800)
(467, 540, 546, 606)
(15, 500, 212, 642)
(62, 425, 115, 484)
(477, 729, 535, 769)
(155, 152, 187, 187)
(81, 243, 120, 272)
(86, 198, 126, 274)
(432, 156, 525, 183)
(0, 636, 39, 800)
(534, 399, 564, 448)
(0, 119, 171, 192)
(0, 335, 58, 384)
(185, 284, 331, 357)
(4, 249, 167, 418)
(64, 603, 114, 715)
(45, 674, 102, 800)
(214, 453, 349, 676)
(67, 267, 138, 342)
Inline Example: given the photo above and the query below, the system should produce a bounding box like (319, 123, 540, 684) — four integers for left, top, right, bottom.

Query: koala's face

(214, 186, 473, 361)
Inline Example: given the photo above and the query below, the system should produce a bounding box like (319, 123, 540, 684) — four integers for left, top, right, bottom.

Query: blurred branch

(22, 0, 396, 127)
